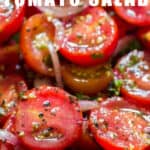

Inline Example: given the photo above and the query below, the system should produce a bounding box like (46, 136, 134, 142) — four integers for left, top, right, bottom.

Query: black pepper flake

(38, 112, 44, 118)
(43, 100, 50, 107)
(42, 118, 46, 123)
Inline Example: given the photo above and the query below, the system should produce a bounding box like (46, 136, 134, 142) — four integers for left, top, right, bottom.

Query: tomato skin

(20, 14, 55, 76)
(137, 27, 150, 50)
(26, 6, 41, 18)
(57, 7, 118, 66)
(15, 86, 83, 150)
(0, 74, 27, 125)
(62, 63, 113, 95)
(115, 50, 150, 107)
(89, 97, 150, 150)
(114, 1, 150, 26)
(0, 1, 25, 43)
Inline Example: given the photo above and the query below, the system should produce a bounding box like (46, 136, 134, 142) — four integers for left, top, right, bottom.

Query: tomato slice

(0, 74, 27, 125)
(137, 27, 150, 50)
(25, 6, 41, 18)
(62, 63, 113, 95)
(57, 7, 118, 66)
(15, 86, 82, 150)
(89, 97, 150, 150)
(20, 14, 56, 76)
(115, 50, 150, 106)
(114, 1, 150, 26)
(0, 0, 25, 43)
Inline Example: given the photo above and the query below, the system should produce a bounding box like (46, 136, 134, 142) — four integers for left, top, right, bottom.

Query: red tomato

(115, 50, 150, 107)
(15, 86, 83, 150)
(57, 7, 118, 66)
(114, 1, 150, 26)
(62, 63, 113, 95)
(89, 97, 150, 150)
(0, 74, 27, 125)
(137, 27, 150, 50)
(25, 6, 41, 18)
(20, 14, 56, 76)
(0, 0, 25, 43)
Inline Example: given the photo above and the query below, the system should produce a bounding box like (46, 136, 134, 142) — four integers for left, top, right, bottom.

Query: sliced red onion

(0, 129, 18, 145)
(48, 42, 63, 88)
(37, 1, 89, 18)
(78, 100, 100, 112)
(113, 35, 136, 57)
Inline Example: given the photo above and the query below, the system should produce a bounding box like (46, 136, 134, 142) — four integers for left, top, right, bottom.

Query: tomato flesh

(62, 63, 113, 95)
(57, 7, 118, 66)
(15, 86, 82, 150)
(0, 0, 25, 43)
(89, 97, 150, 150)
(20, 14, 56, 76)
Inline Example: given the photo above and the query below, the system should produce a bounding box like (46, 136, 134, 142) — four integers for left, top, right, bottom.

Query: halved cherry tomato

(20, 14, 56, 76)
(57, 7, 118, 66)
(62, 63, 113, 95)
(137, 27, 150, 50)
(15, 86, 82, 150)
(115, 50, 150, 107)
(0, 74, 27, 125)
(89, 97, 150, 150)
(0, 0, 25, 43)
(114, 1, 150, 26)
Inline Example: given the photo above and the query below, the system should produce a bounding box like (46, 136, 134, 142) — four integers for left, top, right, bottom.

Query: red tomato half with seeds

(0, 74, 27, 125)
(20, 14, 56, 76)
(114, 0, 150, 26)
(15, 86, 82, 150)
(115, 50, 150, 107)
(89, 97, 150, 150)
(57, 7, 118, 66)
(0, 0, 25, 43)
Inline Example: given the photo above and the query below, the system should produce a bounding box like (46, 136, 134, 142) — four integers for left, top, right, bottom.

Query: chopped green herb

(108, 79, 123, 96)
(128, 55, 140, 67)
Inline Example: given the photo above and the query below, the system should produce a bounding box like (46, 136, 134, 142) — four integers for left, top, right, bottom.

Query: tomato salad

(0, 0, 150, 150)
